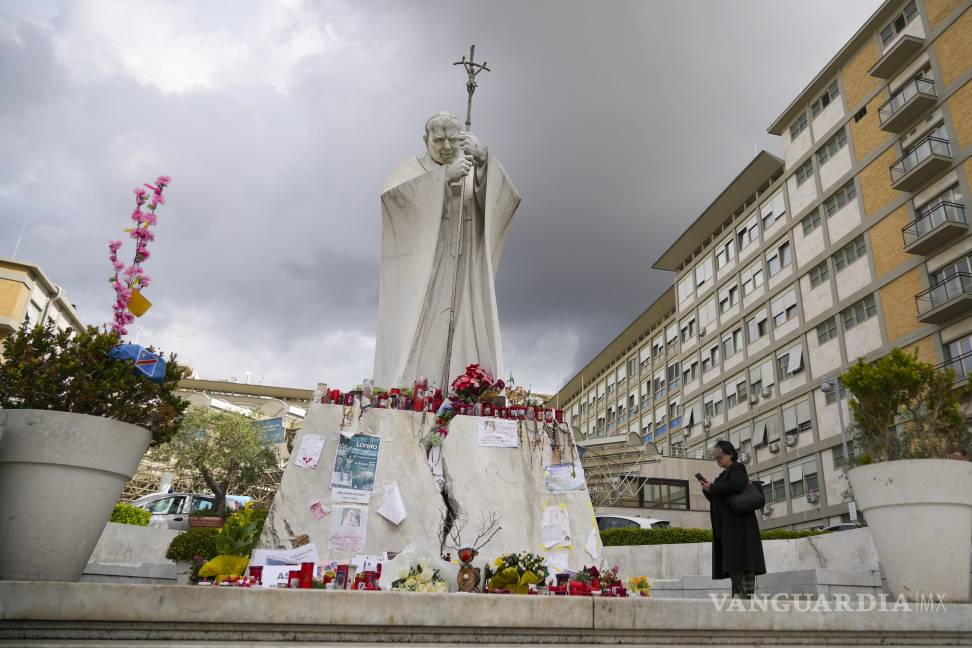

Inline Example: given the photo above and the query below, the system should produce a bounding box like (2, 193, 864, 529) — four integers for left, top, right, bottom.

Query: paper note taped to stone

(329, 505, 368, 552)
(377, 483, 407, 525)
(477, 418, 518, 448)
(545, 463, 585, 492)
(542, 506, 571, 549)
(295, 433, 325, 468)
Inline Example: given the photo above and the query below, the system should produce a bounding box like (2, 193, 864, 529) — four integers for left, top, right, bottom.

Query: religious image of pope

(373, 111, 520, 390)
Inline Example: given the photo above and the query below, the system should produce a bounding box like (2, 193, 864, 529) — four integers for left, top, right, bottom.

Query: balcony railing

(938, 350, 972, 385)
(879, 77, 937, 132)
(916, 272, 972, 323)
(890, 135, 952, 191)
(902, 201, 967, 255)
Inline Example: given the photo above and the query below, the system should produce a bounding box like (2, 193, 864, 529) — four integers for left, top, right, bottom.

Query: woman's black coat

(702, 461, 766, 579)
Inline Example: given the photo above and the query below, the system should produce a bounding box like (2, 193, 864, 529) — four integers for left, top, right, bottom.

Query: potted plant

(0, 322, 187, 581)
(842, 348, 972, 602)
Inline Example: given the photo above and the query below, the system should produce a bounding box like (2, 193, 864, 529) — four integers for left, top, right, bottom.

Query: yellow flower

(494, 557, 504, 567)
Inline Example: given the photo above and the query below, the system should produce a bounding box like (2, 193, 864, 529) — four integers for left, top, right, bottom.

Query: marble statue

(373, 112, 520, 389)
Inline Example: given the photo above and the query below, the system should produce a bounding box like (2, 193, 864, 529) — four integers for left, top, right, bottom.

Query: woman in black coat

(701, 440, 766, 598)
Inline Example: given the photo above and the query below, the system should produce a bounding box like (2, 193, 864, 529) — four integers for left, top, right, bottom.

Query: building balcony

(902, 202, 968, 255)
(890, 135, 952, 192)
(937, 351, 972, 386)
(869, 34, 924, 79)
(879, 77, 937, 133)
(916, 273, 972, 324)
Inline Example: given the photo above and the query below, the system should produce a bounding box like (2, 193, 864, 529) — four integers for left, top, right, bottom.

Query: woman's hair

(715, 439, 738, 462)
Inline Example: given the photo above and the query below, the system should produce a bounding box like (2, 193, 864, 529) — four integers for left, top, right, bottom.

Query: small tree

(159, 406, 278, 515)
(842, 348, 972, 462)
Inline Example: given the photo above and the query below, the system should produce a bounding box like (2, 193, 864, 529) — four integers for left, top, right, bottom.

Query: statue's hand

(445, 156, 473, 182)
(459, 132, 487, 166)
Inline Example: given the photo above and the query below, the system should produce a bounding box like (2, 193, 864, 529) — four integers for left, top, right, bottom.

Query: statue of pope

(373, 112, 520, 389)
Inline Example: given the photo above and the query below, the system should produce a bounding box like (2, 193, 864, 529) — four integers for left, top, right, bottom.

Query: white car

(596, 514, 671, 531)
(131, 492, 241, 530)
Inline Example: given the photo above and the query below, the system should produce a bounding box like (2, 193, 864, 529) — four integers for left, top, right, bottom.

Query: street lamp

(820, 377, 851, 467)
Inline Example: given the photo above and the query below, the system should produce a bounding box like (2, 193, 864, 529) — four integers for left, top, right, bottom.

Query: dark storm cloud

(0, 0, 882, 391)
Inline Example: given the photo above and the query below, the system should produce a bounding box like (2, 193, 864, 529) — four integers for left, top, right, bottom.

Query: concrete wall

(603, 527, 879, 579)
(83, 522, 181, 584)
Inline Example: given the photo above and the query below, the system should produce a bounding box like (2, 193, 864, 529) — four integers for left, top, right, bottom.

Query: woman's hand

(701, 479, 711, 492)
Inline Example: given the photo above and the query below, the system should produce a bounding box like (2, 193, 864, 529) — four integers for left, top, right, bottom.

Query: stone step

(1, 581, 969, 645)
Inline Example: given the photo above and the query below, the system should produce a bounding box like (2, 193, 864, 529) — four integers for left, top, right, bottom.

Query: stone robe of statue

(373, 112, 520, 389)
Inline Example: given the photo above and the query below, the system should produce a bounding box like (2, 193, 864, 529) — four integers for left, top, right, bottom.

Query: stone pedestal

(257, 404, 601, 577)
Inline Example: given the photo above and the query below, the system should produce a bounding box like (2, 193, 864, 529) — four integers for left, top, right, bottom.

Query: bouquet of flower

(628, 575, 651, 597)
(484, 551, 549, 594)
(451, 364, 504, 404)
(574, 565, 599, 584)
(390, 557, 449, 593)
(601, 564, 620, 585)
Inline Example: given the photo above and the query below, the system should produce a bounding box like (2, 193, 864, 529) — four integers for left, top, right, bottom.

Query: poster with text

(329, 433, 380, 493)
(476, 418, 519, 448)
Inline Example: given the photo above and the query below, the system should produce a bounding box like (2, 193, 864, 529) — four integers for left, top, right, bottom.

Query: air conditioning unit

(703, 418, 712, 429)
(806, 491, 820, 504)
(748, 394, 759, 405)
(785, 433, 798, 447)
(769, 440, 781, 453)
(739, 451, 752, 463)
(762, 387, 773, 398)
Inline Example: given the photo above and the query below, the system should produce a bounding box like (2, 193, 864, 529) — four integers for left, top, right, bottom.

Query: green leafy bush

(600, 527, 829, 546)
(110, 502, 150, 526)
(759, 528, 828, 541)
(215, 506, 268, 556)
(166, 527, 219, 561)
(0, 322, 189, 445)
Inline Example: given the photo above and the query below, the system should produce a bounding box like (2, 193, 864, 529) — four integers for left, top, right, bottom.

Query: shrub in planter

(166, 527, 220, 584)
(842, 348, 972, 601)
(0, 323, 188, 445)
(0, 322, 189, 581)
(166, 527, 220, 562)
(110, 502, 151, 526)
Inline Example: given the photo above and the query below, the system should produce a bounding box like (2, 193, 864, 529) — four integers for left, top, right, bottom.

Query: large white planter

(0, 409, 151, 582)
(849, 459, 972, 602)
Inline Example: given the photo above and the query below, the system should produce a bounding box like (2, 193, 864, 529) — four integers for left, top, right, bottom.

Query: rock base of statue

(257, 403, 601, 585)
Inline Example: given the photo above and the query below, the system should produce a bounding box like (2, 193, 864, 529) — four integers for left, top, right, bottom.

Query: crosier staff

(440, 45, 490, 391)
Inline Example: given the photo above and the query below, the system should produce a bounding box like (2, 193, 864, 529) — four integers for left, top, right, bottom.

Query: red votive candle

(300, 562, 314, 588)
(249, 565, 263, 584)
(555, 409, 564, 423)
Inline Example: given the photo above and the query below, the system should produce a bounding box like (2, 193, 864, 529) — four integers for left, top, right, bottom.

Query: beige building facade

(0, 257, 83, 347)
(557, 0, 972, 530)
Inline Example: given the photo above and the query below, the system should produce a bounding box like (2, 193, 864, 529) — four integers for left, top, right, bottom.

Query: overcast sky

(1, 0, 882, 394)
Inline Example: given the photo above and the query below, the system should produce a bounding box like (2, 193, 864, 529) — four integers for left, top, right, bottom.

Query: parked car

(823, 522, 862, 533)
(131, 492, 241, 530)
(596, 514, 671, 531)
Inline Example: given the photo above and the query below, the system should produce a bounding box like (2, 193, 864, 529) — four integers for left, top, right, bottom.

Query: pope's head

(424, 111, 462, 165)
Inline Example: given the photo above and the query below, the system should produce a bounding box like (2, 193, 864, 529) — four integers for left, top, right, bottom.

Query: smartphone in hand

(695, 472, 706, 482)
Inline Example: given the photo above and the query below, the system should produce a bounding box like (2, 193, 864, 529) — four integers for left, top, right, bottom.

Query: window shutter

(788, 346, 804, 373)
(755, 421, 768, 446)
(766, 415, 781, 442)
(639, 346, 651, 362)
(761, 360, 776, 387)
(783, 406, 797, 433)
(797, 400, 812, 424)
(788, 464, 804, 483)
